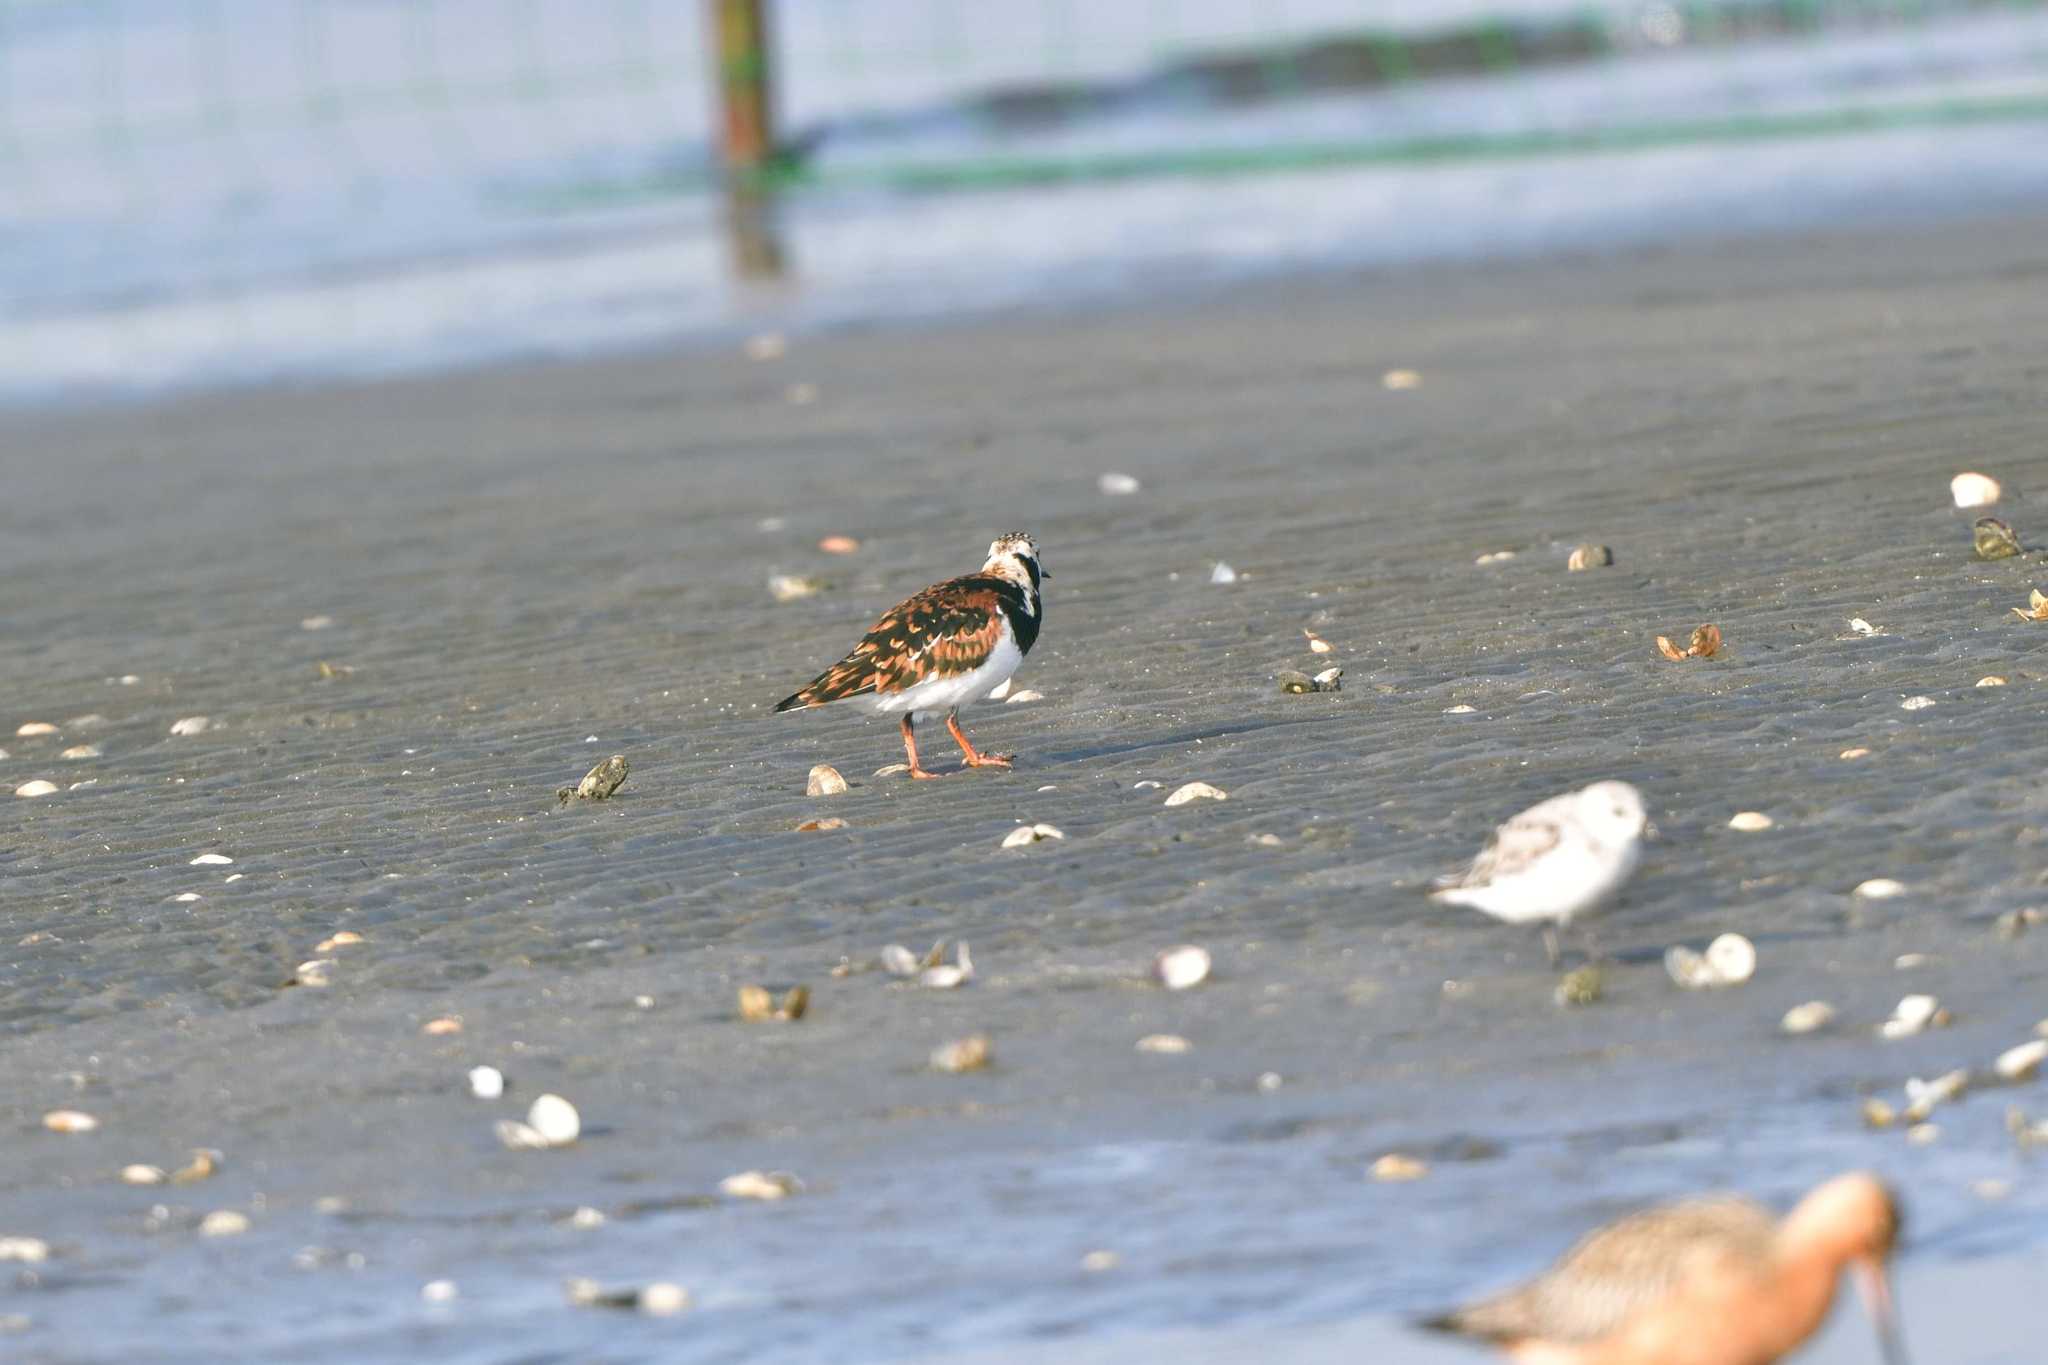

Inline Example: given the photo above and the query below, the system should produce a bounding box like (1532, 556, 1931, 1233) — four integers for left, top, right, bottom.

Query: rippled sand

(3, 216, 2046, 1361)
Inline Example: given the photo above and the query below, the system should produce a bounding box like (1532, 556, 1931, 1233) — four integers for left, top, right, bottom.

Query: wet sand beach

(4, 214, 2048, 1361)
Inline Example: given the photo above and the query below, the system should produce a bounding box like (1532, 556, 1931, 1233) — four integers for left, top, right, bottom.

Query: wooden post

(709, 0, 776, 179)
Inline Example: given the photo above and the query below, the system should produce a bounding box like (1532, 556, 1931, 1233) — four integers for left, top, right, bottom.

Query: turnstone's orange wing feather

(774, 573, 1030, 711)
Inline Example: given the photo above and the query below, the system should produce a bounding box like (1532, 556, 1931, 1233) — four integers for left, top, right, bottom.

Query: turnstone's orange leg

(902, 716, 945, 780)
(946, 710, 1012, 769)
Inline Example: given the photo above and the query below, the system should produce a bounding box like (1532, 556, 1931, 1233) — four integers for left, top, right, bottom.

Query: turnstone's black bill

(774, 532, 1046, 780)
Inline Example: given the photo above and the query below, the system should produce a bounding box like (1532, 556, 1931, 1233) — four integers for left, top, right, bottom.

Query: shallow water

(4, 218, 2048, 1359)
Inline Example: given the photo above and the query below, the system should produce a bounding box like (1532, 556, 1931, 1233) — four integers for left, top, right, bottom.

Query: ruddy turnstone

(774, 532, 1045, 780)
(1421, 1172, 1905, 1365)
(1428, 780, 1649, 965)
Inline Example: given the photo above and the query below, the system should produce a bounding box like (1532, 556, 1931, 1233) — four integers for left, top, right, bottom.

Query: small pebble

(1135, 1034, 1191, 1054)
(1153, 945, 1212, 991)
(468, 1066, 505, 1100)
(806, 764, 848, 797)
(1727, 811, 1773, 832)
(1370, 1154, 1429, 1182)
(1995, 1039, 2048, 1082)
(1566, 544, 1612, 571)
(169, 716, 211, 736)
(198, 1210, 250, 1238)
(189, 853, 233, 866)
(1246, 833, 1283, 847)
(1098, 472, 1141, 496)
(1163, 781, 1227, 807)
(1781, 1001, 1837, 1035)
(1209, 562, 1238, 585)
(1855, 878, 1907, 899)
(13, 780, 58, 798)
(1000, 823, 1063, 848)
(1952, 471, 2002, 508)
(421, 1280, 459, 1303)
(42, 1110, 98, 1134)
(1899, 696, 1936, 711)
(930, 1034, 992, 1073)
(498, 1095, 579, 1149)
(720, 1170, 802, 1201)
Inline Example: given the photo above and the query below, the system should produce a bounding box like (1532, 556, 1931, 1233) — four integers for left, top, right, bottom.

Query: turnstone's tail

(773, 654, 877, 712)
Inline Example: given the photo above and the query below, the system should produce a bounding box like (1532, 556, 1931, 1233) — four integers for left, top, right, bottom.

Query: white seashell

(568, 1206, 605, 1228)
(873, 763, 912, 777)
(1848, 618, 1877, 636)
(1382, 368, 1422, 390)
(1899, 696, 1936, 711)
(805, 764, 848, 797)
(1443, 704, 1476, 714)
(1996, 1039, 2048, 1082)
(719, 1170, 802, 1201)
(198, 1210, 250, 1237)
(987, 678, 1012, 700)
(1474, 549, 1517, 565)
(173, 892, 201, 903)
(526, 1094, 580, 1145)
(1704, 933, 1757, 984)
(494, 1120, 550, 1150)
(189, 853, 233, 866)
(918, 964, 969, 989)
(767, 574, 821, 603)
(1780, 1001, 1836, 1035)
(315, 931, 363, 952)
(1370, 1154, 1429, 1182)
(1098, 472, 1141, 496)
(15, 722, 57, 737)
(1153, 945, 1212, 990)
(468, 1066, 505, 1100)
(1004, 688, 1044, 704)
(13, 780, 58, 798)
(1136, 1034, 1191, 1054)
(1163, 781, 1227, 807)
(421, 1280, 459, 1303)
(1978, 675, 2008, 688)
(879, 945, 921, 977)
(637, 1283, 691, 1317)
(1892, 994, 1940, 1028)
(1855, 878, 1907, 899)
(169, 716, 211, 736)
(1840, 747, 1871, 759)
(1209, 562, 1238, 585)
(0, 1238, 50, 1263)
(1663, 946, 1717, 990)
(1952, 472, 2002, 508)
(1080, 1249, 1120, 1272)
(930, 1034, 992, 1073)
(59, 745, 100, 760)
(0, 747, 8, 759)
(42, 1109, 98, 1134)
(292, 959, 334, 987)
(121, 1164, 167, 1185)
(1904, 1070, 1968, 1121)
(1132, 780, 1162, 790)
(1727, 811, 1773, 832)
(1000, 823, 1063, 848)
(1258, 1071, 1284, 1092)
(1312, 666, 1343, 690)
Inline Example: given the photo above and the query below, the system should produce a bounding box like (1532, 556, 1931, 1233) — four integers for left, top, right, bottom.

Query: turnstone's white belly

(861, 632, 1022, 718)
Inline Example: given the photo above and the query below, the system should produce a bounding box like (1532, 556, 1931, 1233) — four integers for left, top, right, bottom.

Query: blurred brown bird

(1421, 1172, 1906, 1365)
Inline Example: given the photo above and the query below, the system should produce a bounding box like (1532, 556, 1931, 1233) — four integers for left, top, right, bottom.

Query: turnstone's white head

(983, 531, 1046, 595)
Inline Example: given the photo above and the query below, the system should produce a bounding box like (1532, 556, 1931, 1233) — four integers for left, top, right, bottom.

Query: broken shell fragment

(13, 780, 58, 798)
(1855, 878, 1907, 900)
(1136, 1034, 1191, 1054)
(1840, 747, 1871, 759)
(879, 945, 922, 977)
(930, 1034, 992, 1073)
(737, 984, 809, 1021)
(121, 1164, 167, 1185)
(873, 762, 911, 777)
(769, 573, 823, 603)
(2012, 589, 2048, 623)
(719, 1170, 802, 1201)
(1210, 562, 1238, 585)
(1848, 618, 1878, 636)
(1979, 675, 2009, 688)
(795, 817, 847, 832)
(315, 931, 363, 952)
(15, 721, 57, 737)
(1781, 1001, 1837, 1035)
(806, 764, 848, 797)
(197, 1210, 250, 1238)
(1153, 945, 1212, 991)
(1566, 544, 1613, 571)
(1899, 695, 1937, 711)
(1163, 782, 1227, 807)
(60, 745, 100, 759)
(1000, 823, 1064, 848)
(1370, 1154, 1429, 1182)
(468, 1065, 505, 1099)
(190, 853, 233, 866)
(1903, 1070, 1968, 1122)
(1655, 624, 1722, 661)
(1727, 811, 1774, 832)
(1004, 688, 1043, 704)
(42, 1110, 98, 1134)
(0, 1238, 49, 1263)
(817, 535, 860, 555)
(171, 1149, 220, 1184)
(557, 754, 629, 806)
(169, 716, 211, 737)
(1996, 1039, 2048, 1082)
(289, 959, 335, 988)
(1303, 629, 1333, 653)
(1953, 471, 2003, 508)
(1973, 516, 2022, 560)
(1879, 994, 1944, 1039)
(1312, 667, 1343, 691)
(423, 1016, 462, 1036)
(1098, 472, 1141, 496)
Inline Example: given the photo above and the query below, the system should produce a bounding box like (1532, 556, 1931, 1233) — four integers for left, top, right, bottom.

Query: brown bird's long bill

(1855, 1257, 1909, 1365)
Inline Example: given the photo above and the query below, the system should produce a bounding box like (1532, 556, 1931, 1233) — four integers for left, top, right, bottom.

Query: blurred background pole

(709, 0, 787, 280)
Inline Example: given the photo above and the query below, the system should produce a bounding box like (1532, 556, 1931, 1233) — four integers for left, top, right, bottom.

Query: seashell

(930, 1034, 992, 1073)
(719, 1170, 802, 1201)
(1312, 667, 1343, 691)
(290, 959, 335, 987)
(1000, 823, 1064, 848)
(1554, 965, 1604, 1007)
(495, 1120, 551, 1150)
(1855, 878, 1906, 899)
(1952, 472, 2002, 508)
(121, 1164, 167, 1185)
(768, 573, 823, 603)
(1370, 1154, 1429, 1182)
(172, 892, 202, 903)
(300, 614, 335, 631)
(874, 762, 912, 776)
(1664, 945, 1716, 990)
(1704, 933, 1756, 984)
(818, 535, 860, 555)
(172, 1149, 220, 1184)
(42, 1109, 98, 1134)
(169, 716, 210, 736)
(2012, 588, 2048, 622)
(1004, 689, 1044, 704)
(1381, 368, 1422, 390)
(1443, 704, 1476, 714)
(15, 721, 57, 737)
(558, 755, 628, 805)
(1905, 1123, 1940, 1146)
(918, 964, 969, 988)
(1098, 472, 1141, 496)
(1132, 780, 1162, 789)
(1979, 675, 2009, 688)
(1860, 1099, 1896, 1129)
(190, 853, 233, 866)
(1474, 550, 1516, 565)
(469, 1066, 505, 1099)
(421, 1280, 459, 1303)
(1847, 618, 1878, 636)
(1080, 1249, 1120, 1272)
(567, 1206, 605, 1229)
(744, 331, 786, 361)
(197, 1210, 250, 1238)
(1880, 994, 1940, 1039)
(737, 985, 776, 1021)
(879, 945, 922, 977)
(0, 1238, 49, 1263)
(315, 931, 363, 951)
(1840, 747, 1871, 759)
(59, 744, 100, 759)
(795, 818, 846, 832)
(1209, 562, 1238, 585)
(1899, 695, 1936, 711)
(637, 1283, 690, 1316)
(1655, 624, 1722, 661)
(806, 764, 847, 796)
(1303, 629, 1333, 653)
(13, 780, 58, 798)
(527, 1094, 580, 1145)
(1276, 670, 1315, 695)
(1153, 945, 1211, 991)
(987, 678, 1011, 700)
(423, 1016, 462, 1035)
(1727, 811, 1773, 832)
(1135, 1034, 1191, 1054)
(1995, 1039, 2048, 1082)
(1163, 782, 1226, 807)
(1257, 1072, 1284, 1092)
(1780, 1001, 1836, 1035)
(1566, 544, 1613, 571)
(1973, 516, 2022, 559)
(1246, 833, 1283, 847)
